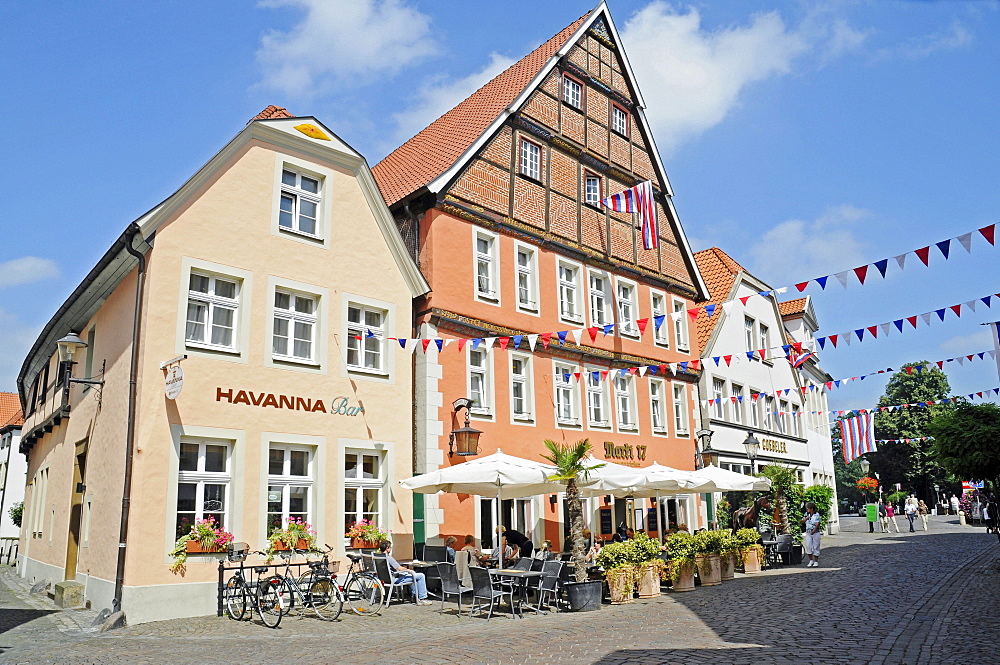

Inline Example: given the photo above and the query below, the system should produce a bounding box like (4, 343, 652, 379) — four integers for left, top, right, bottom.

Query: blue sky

(2, 0, 998, 414)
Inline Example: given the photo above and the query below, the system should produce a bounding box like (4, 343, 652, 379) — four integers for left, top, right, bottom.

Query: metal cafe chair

(372, 555, 416, 607)
(437, 562, 472, 615)
(468, 566, 514, 621)
(537, 560, 563, 610)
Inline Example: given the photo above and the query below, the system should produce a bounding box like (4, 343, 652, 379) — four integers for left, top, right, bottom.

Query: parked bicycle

(222, 542, 287, 628)
(337, 552, 385, 615)
(265, 544, 342, 621)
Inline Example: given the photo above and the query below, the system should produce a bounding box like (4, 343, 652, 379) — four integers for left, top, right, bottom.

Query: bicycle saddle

(347, 554, 362, 562)
(253, 566, 270, 574)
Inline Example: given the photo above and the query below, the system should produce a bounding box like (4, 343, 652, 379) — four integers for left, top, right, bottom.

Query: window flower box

(185, 541, 227, 554)
(272, 538, 312, 552)
(350, 538, 380, 550)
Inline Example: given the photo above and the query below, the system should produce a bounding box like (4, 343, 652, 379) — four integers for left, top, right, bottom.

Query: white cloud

(882, 19, 973, 60)
(938, 329, 993, 354)
(388, 53, 517, 149)
(746, 205, 870, 284)
(0, 256, 60, 289)
(0, 307, 40, 391)
(256, 0, 438, 97)
(620, 2, 810, 154)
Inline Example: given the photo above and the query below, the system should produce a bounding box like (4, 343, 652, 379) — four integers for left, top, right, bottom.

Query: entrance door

(64, 444, 87, 581)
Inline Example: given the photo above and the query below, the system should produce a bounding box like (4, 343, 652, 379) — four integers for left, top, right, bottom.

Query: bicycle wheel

(224, 576, 248, 621)
(256, 576, 288, 628)
(306, 576, 343, 621)
(344, 574, 384, 616)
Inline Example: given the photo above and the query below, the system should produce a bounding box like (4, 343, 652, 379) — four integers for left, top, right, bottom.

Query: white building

(693, 248, 839, 531)
(1, 393, 25, 539)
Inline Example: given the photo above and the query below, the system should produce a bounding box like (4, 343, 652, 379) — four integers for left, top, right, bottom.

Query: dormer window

(279, 169, 321, 237)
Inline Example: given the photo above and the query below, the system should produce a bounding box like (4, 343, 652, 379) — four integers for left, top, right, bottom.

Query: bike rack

(216, 551, 338, 617)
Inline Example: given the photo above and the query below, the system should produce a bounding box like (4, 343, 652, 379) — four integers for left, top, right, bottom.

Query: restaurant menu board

(646, 507, 658, 533)
(600, 508, 613, 535)
(866, 504, 878, 522)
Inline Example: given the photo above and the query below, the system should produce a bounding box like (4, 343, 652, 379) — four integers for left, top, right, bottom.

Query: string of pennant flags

(755, 386, 999, 421)
(834, 437, 933, 445)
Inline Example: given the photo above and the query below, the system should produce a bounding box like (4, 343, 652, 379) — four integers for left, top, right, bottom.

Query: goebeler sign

(603, 441, 647, 462)
(215, 387, 364, 416)
(761, 438, 788, 454)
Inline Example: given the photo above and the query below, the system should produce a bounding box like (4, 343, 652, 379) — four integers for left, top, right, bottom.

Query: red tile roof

(372, 14, 590, 207)
(778, 297, 808, 317)
(250, 105, 295, 122)
(0, 392, 22, 429)
(692, 247, 748, 354)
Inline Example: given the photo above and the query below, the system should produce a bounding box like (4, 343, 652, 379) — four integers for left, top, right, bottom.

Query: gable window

(792, 403, 802, 437)
(562, 74, 583, 109)
(589, 271, 611, 326)
(650, 379, 666, 433)
(510, 355, 533, 421)
(344, 450, 384, 536)
(759, 324, 770, 358)
(672, 299, 689, 351)
(520, 139, 540, 180)
(584, 172, 601, 207)
(586, 370, 609, 428)
(614, 374, 636, 431)
(749, 392, 761, 427)
(468, 349, 492, 415)
(764, 396, 775, 431)
(176, 439, 231, 539)
(515, 245, 538, 312)
(616, 281, 637, 336)
(346, 304, 385, 373)
(558, 262, 582, 323)
(712, 378, 726, 420)
(554, 362, 579, 425)
(279, 168, 321, 236)
(272, 290, 316, 363)
(651, 292, 669, 346)
(267, 445, 313, 535)
(778, 399, 789, 434)
(744, 317, 755, 355)
(475, 231, 499, 301)
(731, 384, 744, 424)
(672, 383, 689, 435)
(186, 272, 239, 352)
(611, 105, 629, 136)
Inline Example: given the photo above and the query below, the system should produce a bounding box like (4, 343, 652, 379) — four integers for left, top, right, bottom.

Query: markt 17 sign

(216, 387, 364, 416)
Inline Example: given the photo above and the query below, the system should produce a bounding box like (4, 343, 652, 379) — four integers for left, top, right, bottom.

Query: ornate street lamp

(695, 428, 718, 468)
(742, 431, 760, 474)
(448, 397, 482, 458)
(56, 331, 104, 402)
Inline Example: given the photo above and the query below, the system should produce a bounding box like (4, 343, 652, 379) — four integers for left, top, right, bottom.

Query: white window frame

(792, 403, 802, 437)
(614, 373, 637, 432)
(616, 278, 638, 337)
(510, 353, 534, 423)
(585, 368, 610, 429)
(562, 73, 583, 109)
(672, 298, 690, 351)
(744, 317, 756, 355)
(520, 138, 541, 181)
(278, 167, 322, 238)
(584, 171, 602, 208)
(554, 361, 580, 426)
(557, 259, 584, 325)
(650, 291, 669, 347)
(749, 391, 761, 428)
(611, 104, 629, 136)
(672, 382, 689, 435)
(185, 270, 241, 353)
(759, 324, 770, 359)
(271, 288, 318, 365)
(712, 378, 726, 421)
(649, 378, 667, 435)
(778, 399, 789, 434)
(344, 448, 385, 538)
(176, 438, 232, 539)
(764, 396, 775, 431)
(266, 444, 314, 536)
(468, 347, 493, 416)
(731, 384, 744, 425)
(345, 301, 387, 375)
(588, 269, 613, 327)
(514, 242, 539, 314)
(474, 229, 500, 304)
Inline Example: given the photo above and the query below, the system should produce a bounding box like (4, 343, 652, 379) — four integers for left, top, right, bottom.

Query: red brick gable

(250, 105, 296, 122)
(778, 297, 808, 317)
(0, 392, 22, 428)
(693, 247, 747, 354)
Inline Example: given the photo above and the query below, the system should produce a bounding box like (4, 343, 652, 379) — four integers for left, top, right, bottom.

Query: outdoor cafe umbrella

(683, 464, 773, 493)
(399, 449, 564, 567)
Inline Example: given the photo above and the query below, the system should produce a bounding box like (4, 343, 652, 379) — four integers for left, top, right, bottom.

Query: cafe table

(488, 569, 546, 616)
(403, 560, 443, 600)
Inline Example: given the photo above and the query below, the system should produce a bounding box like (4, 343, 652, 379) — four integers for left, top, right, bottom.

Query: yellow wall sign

(761, 438, 788, 454)
(294, 124, 331, 140)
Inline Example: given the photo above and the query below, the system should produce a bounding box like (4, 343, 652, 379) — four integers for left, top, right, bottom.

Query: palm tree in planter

(542, 438, 604, 611)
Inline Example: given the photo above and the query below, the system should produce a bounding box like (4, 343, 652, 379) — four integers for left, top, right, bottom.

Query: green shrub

(664, 531, 697, 563)
(734, 527, 760, 548)
(595, 541, 633, 569)
(8, 502, 22, 528)
(631, 533, 663, 563)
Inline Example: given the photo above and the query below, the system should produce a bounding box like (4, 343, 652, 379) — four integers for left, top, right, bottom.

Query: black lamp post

(859, 458, 874, 533)
(742, 432, 760, 474)
(448, 397, 482, 458)
(56, 331, 104, 403)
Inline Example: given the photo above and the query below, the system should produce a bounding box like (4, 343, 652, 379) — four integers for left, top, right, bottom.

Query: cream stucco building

(15, 107, 427, 624)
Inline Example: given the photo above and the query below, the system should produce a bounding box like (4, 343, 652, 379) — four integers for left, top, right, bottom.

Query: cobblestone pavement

(1, 516, 998, 665)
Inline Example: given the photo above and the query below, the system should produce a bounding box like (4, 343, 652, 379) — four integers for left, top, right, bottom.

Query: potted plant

(631, 533, 666, 598)
(693, 530, 723, 586)
(664, 531, 697, 592)
(169, 516, 234, 573)
(735, 527, 764, 573)
(718, 531, 739, 581)
(542, 438, 604, 611)
(265, 517, 317, 561)
(595, 541, 636, 604)
(345, 519, 389, 549)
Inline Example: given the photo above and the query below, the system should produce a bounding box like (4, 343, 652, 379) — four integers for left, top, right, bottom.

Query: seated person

(461, 534, 480, 557)
(496, 525, 534, 558)
(377, 540, 432, 605)
(485, 543, 517, 566)
(534, 539, 554, 560)
(444, 535, 458, 564)
(586, 540, 602, 564)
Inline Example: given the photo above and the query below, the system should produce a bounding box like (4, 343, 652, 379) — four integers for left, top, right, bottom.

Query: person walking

(950, 494, 960, 515)
(904, 497, 918, 532)
(877, 500, 888, 533)
(801, 502, 822, 567)
(885, 501, 900, 532)
(918, 500, 930, 531)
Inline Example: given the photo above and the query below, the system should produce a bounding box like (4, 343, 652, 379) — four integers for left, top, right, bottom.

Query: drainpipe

(112, 223, 146, 614)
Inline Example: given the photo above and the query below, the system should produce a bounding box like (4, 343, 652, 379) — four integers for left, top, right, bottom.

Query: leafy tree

(758, 464, 800, 536)
(870, 362, 951, 500)
(542, 438, 603, 582)
(927, 402, 1000, 487)
(8, 501, 22, 528)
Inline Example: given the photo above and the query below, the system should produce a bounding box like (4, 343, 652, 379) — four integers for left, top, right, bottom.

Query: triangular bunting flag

(915, 246, 931, 266)
(830, 334, 839, 347)
(483, 337, 496, 351)
(854, 265, 869, 284)
(570, 329, 582, 345)
(920, 313, 933, 326)
(602, 324, 615, 336)
(739, 295, 752, 306)
(795, 281, 809, 292)
(880, 323, 892, 336)
(936, 239, 951, 260)
(723, 355, 733, 366)
(815, 276, 829, 290)
(434, 339, 444, 352)
(587, 327, 599, 342)
(687, 308, 699, 323)
(704, 304, 717, 317)
(497, 337, 510, 351)
(874, 258, 889, 278)
(653, 314, 665, 330)
(949, 304, 962, 318)
(834, 271, 851, 288)
(637, 318, 649, 334)
(906, 315, 918, 328)
(934, 309, 946, 322)
(557, 331, 568, 346)
(855, 329, 865, 342)
(867, 325, 879, 338)
(527, 334, 538, 351)
(894, 253, 907, 270)
(965, 300, 977, 313)
(979, 224, 996, 245)
(957, 232, 973, 253)
(458, 338, 468, 352)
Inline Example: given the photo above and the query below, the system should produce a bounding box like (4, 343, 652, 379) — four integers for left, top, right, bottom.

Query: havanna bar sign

(215, 387, 364, 416)
(603, 441, 648, 465)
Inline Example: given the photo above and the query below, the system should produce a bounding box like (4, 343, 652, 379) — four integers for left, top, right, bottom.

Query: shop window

(176, 439, 231, 538)
(267, 445, 313, 535)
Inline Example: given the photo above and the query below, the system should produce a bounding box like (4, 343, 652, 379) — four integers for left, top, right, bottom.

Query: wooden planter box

(185, 541, 226, 554)
(272, 538, 312, 552)
(350, 538, 381, 549)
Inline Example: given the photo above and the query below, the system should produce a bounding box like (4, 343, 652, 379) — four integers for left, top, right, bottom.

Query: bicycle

(222, 542, 287, 628)
(266, 544, 343, 621)
(336, 552, 385, 615)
